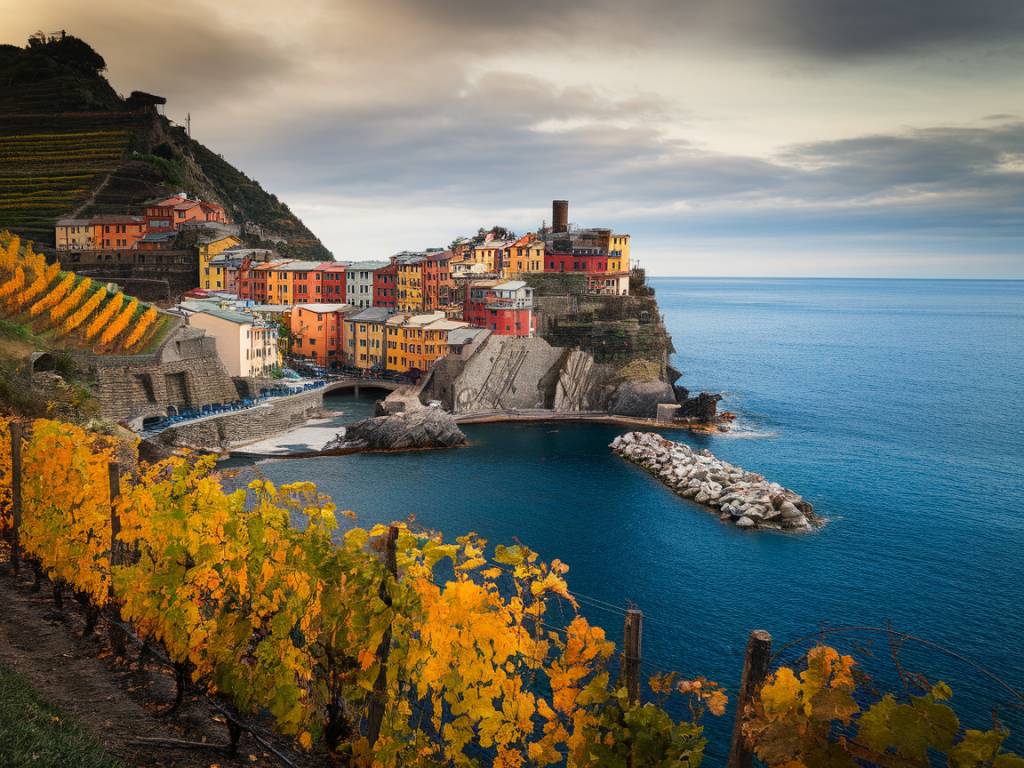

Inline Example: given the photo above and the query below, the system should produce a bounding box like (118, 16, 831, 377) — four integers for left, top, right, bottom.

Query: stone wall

(154, 389, 324, 450)
(90, 320, 238, 424)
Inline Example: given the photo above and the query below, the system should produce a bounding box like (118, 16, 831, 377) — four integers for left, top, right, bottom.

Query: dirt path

(69, 172, 113, 218)
(0, 563, 322, 768)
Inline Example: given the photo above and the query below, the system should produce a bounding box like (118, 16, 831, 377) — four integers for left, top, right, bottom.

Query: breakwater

(610, 431, 819, 531)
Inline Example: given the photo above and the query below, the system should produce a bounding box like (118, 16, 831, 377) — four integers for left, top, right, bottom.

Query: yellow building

(396, 256, 424, 312)
(503, 235, 545, 277)
(471, 239, 512, 273)
(607, 233, 631, 274)
(55, 218, 95, 251)
(344, 307, 393, 370)
(385, 311, 468, 373)
(198, 234, 241, 289)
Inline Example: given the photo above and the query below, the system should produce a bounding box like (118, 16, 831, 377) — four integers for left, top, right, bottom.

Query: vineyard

(0, 229, 165, 354)
(0, 415, 1021, 767)
(0, 112, 145, 244)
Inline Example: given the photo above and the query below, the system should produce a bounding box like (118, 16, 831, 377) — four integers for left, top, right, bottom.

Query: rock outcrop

(322, 408, 466, 453)
(610, 432, 820, 531)
(607, 380, 677, 418)
(677, 391, 723, 423)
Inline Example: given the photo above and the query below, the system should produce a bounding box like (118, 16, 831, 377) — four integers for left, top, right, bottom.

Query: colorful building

(344, 307, 392, 371)
(346, 261, 389, 309)
(373, 261, 397, 309)
(199, 234, 243, 288)
(464, 280, 534, 336)
(385, 312, 469, 373)
(55, 218, 94, 251)
(471, 238, 513, 273)
(290, 303, 354, 368)
(145, 194, 228, 232)
(186, 308, 280, 378)
(503, 235, 545, 277)
(92, 215, 147, 250)
(392, 250, 456, 312)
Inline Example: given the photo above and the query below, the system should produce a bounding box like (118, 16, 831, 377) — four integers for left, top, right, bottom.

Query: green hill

(0, 33, 331, 259)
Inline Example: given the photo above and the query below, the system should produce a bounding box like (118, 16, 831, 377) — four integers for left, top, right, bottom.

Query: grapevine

(29, 272, 74, 316)
(0, 266, 25, 301)
(61, 287, 107, 336)
(0, 233, 20, 271)
(16, 261, 60, 310)
(121, 305, 157, 350)
(99, 297, 138, 346)
(85, 291, 124, 340)
(49, 277, 92, 323)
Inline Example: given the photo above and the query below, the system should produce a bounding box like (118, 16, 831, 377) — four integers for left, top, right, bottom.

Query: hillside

(0, 33, 331, 259)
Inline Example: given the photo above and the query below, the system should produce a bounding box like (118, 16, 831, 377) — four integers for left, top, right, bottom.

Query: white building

(345, 260, 389, 308)
(187, 308, 280, 378)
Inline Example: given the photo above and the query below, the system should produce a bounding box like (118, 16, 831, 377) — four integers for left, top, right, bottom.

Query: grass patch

(614, 358, 663, 382)
(0, 665, 124, 768)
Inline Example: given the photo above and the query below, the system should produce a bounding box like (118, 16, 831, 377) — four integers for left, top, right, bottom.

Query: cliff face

(0, 34, 330, 259)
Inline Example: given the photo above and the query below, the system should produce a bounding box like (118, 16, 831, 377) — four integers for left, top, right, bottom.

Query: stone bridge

(322, 377, 400, 397)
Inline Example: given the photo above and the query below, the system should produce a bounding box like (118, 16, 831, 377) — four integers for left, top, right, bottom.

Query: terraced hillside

(0, 112, 149, 243)
(0, 34, 331, 259)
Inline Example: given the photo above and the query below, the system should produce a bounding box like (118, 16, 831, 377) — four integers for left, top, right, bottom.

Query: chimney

(552, 200, 568, 233)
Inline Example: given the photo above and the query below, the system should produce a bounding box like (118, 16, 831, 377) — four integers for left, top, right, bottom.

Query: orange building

(91, 215, 147, 250)
(290, 303, 355, 368)
(145, 194, 228, 232)
(385, 311, 468, 373)
(503, 234, 545, 276)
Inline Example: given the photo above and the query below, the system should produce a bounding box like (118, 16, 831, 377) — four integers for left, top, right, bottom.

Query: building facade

(187, 308, 280, 378)
(344, 307, 392, 370)
(289, 303, 353, 368)
(345, 261, 389, 309)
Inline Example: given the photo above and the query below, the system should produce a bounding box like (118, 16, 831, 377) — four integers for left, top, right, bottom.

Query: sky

(3, 0, 1023, 277)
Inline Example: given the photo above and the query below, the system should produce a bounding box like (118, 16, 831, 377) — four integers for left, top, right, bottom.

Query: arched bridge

(322, 377, 401, 396)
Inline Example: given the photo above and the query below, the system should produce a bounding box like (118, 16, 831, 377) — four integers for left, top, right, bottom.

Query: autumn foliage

(744, 645, 1024, 768)
(1, 416, 723, 766)
(0, 230, 162, 352)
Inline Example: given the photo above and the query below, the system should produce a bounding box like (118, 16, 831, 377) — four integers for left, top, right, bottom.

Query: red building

(422, 250, 455, 311)
(374, 261, 397, 308)
(544, 251, 609, 275)
(145, 194, 228, 232)
(463, 279, 534, 336)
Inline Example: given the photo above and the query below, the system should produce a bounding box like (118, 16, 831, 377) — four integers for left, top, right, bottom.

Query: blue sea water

(254, 278, 1024, 762)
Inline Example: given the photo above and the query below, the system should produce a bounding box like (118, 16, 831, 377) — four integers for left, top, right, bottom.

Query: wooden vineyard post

(107, 461, 127, 655)
(621, 608, 643, 704)
(727, 629, 773, 768)
(366, 524, 399, 748)
(8, 423, 22, 575)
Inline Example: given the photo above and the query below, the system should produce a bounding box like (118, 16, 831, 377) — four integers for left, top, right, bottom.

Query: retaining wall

(154, 389, 324, 450)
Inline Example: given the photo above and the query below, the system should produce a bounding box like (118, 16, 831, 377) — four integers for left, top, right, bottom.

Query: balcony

(485, 297, 532, 310)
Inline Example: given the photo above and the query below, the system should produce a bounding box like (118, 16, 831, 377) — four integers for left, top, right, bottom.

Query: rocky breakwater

(610, 432, 820, 531)
(322, 407, 467, 453)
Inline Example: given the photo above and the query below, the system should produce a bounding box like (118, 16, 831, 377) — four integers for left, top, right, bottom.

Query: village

(55, 197, 633, 381)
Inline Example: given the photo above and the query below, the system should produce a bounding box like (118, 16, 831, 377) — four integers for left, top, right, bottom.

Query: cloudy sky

(4, 1, 1023, 276)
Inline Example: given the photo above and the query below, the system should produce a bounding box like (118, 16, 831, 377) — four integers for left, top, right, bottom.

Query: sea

(251, 278, 1024, 763)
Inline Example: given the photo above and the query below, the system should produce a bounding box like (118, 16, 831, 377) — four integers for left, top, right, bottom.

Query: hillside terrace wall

(153, 389, 324, 450)
(89, 318, 238, 424)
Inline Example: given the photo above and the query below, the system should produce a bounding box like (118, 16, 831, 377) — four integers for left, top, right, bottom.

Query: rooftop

(294, 303, 354, 314)
(348, 307, 393, 323)
(494, 280, 527, 291)
(194, 308, 262, 326)
(447, 327, 487, 346)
